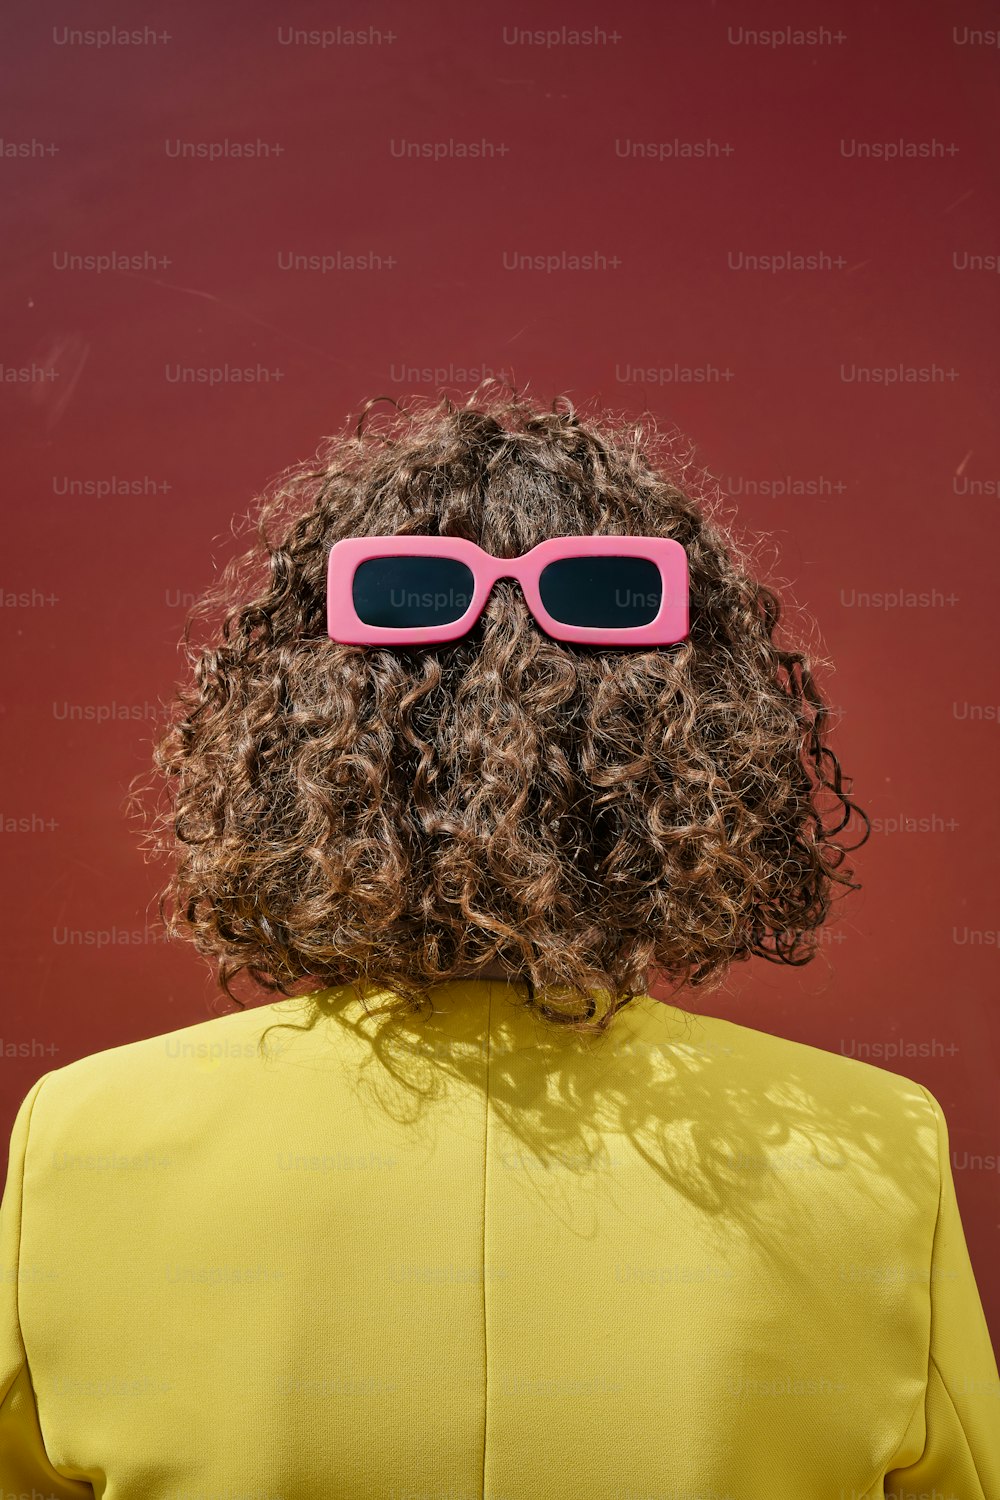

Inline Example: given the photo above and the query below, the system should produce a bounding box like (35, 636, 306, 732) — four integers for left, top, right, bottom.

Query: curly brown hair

(127, 382, 869, 1036)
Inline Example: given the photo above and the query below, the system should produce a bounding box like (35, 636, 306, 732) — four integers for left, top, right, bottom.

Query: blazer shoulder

(651, 1000, 939, 1127)
(20, 996, 307, 1125)
(644, 1003, 945, 1236)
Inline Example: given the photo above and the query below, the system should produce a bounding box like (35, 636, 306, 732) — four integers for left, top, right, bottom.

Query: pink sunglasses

(326, 534, 689, 646)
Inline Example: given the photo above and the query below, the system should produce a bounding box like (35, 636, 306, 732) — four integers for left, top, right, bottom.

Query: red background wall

(2, 0, 999, 1344)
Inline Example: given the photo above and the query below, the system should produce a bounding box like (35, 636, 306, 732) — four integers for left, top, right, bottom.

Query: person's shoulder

(635, 1000, 946, 1222)
(21, 995, 314, 1126)
(642, 996, 940, 1127)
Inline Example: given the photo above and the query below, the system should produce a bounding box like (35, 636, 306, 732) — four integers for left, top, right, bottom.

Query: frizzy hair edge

(125, 380, 869, 1036)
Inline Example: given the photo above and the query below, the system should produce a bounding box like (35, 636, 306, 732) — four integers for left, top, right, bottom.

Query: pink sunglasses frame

(326, 534, 690, 646)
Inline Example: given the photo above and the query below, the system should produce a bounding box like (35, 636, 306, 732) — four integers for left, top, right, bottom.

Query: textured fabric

(1, 979, 998, 1498)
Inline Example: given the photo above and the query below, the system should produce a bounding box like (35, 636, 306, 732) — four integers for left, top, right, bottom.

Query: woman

(2, 388, 997, 1497)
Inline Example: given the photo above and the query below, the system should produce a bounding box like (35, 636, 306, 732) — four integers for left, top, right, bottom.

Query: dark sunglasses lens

(538, 556, 662, 628)
(352, 555, 475, 628)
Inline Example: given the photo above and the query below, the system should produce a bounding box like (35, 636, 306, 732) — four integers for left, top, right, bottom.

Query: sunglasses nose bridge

(481, 555, 522, 579)
(477, 555, 531, 608)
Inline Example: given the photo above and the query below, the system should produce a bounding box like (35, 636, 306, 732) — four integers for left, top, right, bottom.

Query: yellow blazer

(2, 980, 998, 1498)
